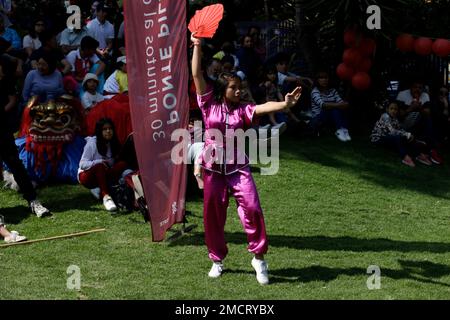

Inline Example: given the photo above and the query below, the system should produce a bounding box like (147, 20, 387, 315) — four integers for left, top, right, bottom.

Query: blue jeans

(374, 135, 420, 159)
(310, 109, 348, 132)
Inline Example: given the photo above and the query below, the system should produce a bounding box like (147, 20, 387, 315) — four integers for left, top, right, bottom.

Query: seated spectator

(205, 57, 223, 83)
(65, 36, 106, 95)
(310, 71, 351, 142)
(23, 19, 45, 59)
(371, 101, 432, 167)
(1, 56, 51, 218)
(59, 14, 93, 55)
(78, 117, 128, 212)
(236, 34, 262, 85)
(248, 26, 266, 62)
(396, 79, 443, 164)
(81, 73, 104, 112)
(87, 1, 100, 23)
(0, 0, 12, 28)
(0, 216, 27, 243)
(117, 20, 126, 56)
(87, 2, 114, 59)
(29, 30, 71, 76)
(431, 86, 450, 143)
(22, 51, 65, 103)
(0, 14, 20, 52)
(259, 65, 300, 127)
(103, 56, 128, 98)
(220, 54, 246, 82)
(275, 54, 313, 94)
(213, 41, 239, 69)
(396, 80, 431, 130)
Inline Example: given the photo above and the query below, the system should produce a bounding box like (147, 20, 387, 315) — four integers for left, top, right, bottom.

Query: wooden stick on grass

(0, 228, 107, 248)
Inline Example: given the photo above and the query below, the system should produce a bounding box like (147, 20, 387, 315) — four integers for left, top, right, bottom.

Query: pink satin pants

(203, 167, 268, 262)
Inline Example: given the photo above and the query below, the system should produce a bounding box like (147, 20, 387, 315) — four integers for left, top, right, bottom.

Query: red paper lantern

(344, 29, 358, 47)
(352, 72, 371, 91)
(396, 34, 415, 52)
(432, 39, 450, 57)
(336, 63, 355, 80)
(414, 37, 433, 56)
(343, 48, 362, 67)
(356, 58, 372, 73)
(359, 38, 376, 57)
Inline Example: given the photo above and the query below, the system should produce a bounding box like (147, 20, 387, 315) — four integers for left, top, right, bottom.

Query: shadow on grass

(280, 135, 450, 199)
(169, 232, 450, 254)
(269, 260, 450, 287)
(1, 191, 100, 224)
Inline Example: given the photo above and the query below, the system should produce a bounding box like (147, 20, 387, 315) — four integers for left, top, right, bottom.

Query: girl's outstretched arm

(255, 87, 302, 116)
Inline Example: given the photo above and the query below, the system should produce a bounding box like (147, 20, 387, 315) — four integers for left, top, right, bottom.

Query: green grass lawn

(1, 133, 450, 300)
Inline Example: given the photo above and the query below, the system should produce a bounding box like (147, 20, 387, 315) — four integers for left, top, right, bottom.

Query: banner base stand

(165, 212, 197, 243)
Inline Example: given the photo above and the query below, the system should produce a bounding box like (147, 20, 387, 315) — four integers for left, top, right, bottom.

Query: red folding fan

(188, 4, 224, 38)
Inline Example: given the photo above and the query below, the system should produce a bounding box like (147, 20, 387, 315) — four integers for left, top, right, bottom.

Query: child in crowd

(371, 101, 432, 167)
(103, 56, 128, 99)
(81, 73, 104, 112)
(310, 71, 351, 142)
(78, 118, 128, 212)
(23, 18, 45, 59)
(187, 113, 205, 190)
(65, 36, 106, 94)
(259, 66, 300, 129)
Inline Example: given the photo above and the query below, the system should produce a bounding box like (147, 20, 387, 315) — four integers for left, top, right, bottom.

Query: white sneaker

(90, 188, 101, 200)
(208, 261, 224, 278)
(30, 200, 51, 218)
(335, 129, 348, 142)
(103, 195, 117, 212)
(251, 257, 269, 285)
(343, 129, 352, 141)
(4, 231, 27, 243)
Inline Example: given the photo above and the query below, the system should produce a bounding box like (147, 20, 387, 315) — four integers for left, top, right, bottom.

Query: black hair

(213, 72, 241, 102)
(29, 18, 45, 39)
(221, 42, 235, 55)
(0, 55, 15, 79)
(95, 118, 120, 158)
(96, 2, 109, 14)
(37, 51, 58, 73)
(240, 34, 253, 46)
(221, 54, 235, 67)
(80, 36, 99, 51)
(247, 25, 261, 35)
(274, 52, 290, 65)
(116, 61, 126, 70)
(38, 30, 55, 46)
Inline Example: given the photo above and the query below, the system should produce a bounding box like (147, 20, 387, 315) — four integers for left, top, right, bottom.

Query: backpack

(110, 180, 135, 212)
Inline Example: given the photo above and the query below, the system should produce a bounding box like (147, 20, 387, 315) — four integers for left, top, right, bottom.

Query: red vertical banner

(123, 0, 189, 241)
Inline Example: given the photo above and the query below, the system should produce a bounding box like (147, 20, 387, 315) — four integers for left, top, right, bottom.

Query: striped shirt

(311, 87, 343, 118)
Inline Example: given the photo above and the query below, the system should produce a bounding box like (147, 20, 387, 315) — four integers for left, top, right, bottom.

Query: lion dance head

(20, 95, 85, 176)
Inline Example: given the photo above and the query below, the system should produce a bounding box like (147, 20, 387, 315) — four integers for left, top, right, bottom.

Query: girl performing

(191, 33, 302, 285)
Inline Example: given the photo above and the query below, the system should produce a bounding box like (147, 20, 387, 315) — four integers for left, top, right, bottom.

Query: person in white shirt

(396, 80, 431, 130)
(86, 3, 114, 58)
(59, 15, 93, 55)
(81, 73, 104, 112)
(23, 19, 45, 58)
(65, 36, 106, 83)
(396, 79, 443, 164)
